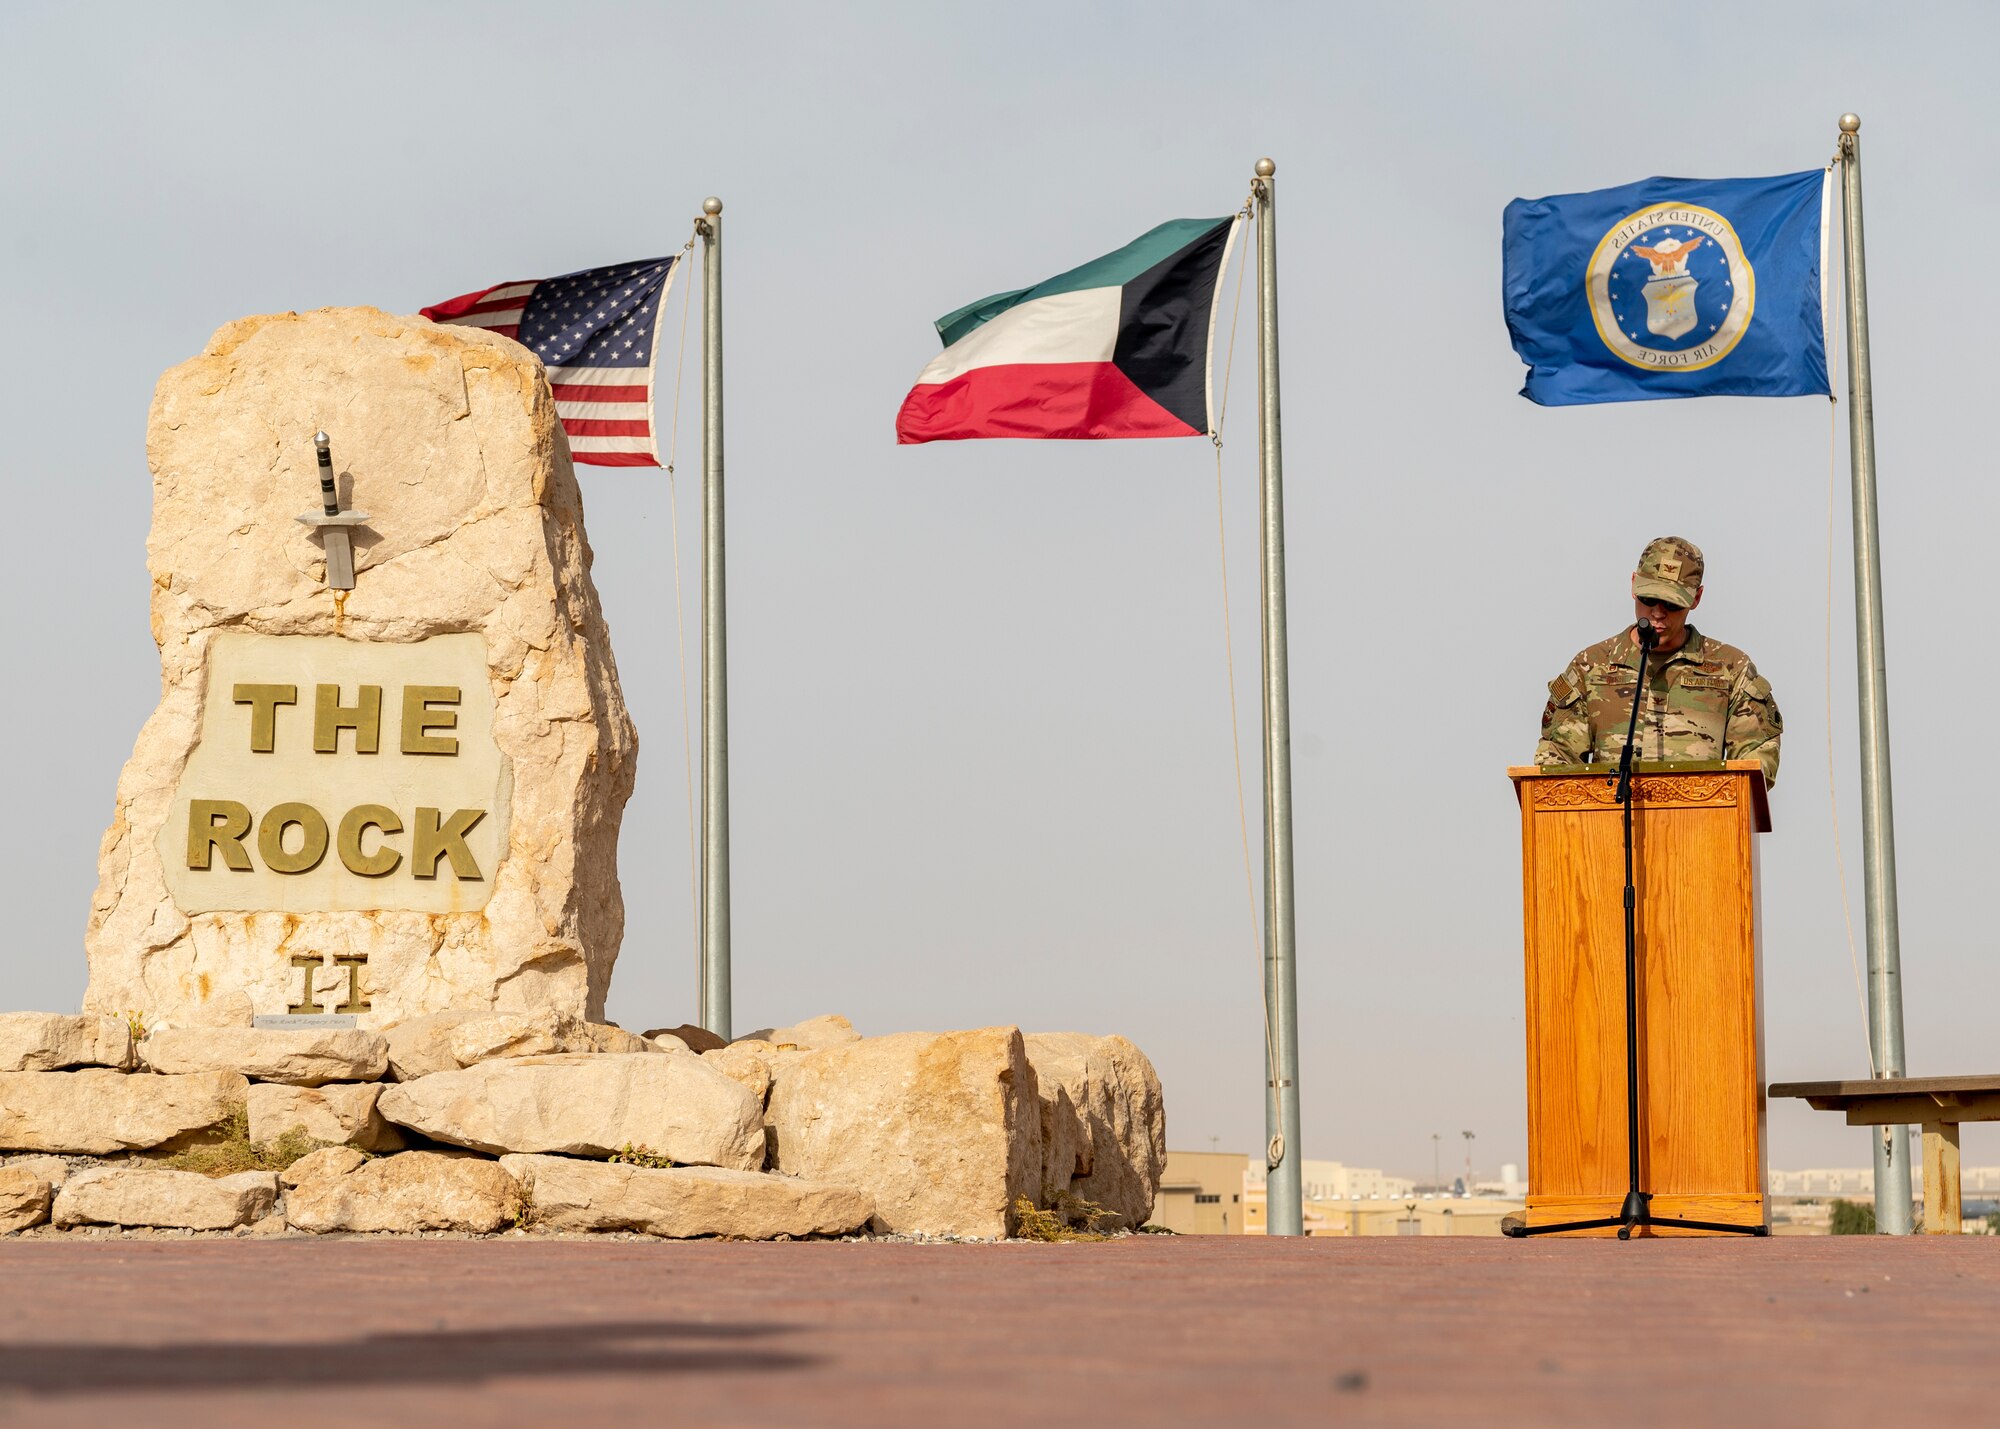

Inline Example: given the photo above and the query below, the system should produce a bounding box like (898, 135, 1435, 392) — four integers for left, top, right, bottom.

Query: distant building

(1768, 1167, 1878, 1198)
(1153, 1151, 1248, 1234)
(1238, 1158, 1517, 1236)
(1242, 1187, 1525, 1236)
(1769, 1166, 2000, 1198)
(1245, 1158, 1415, 1202)
(1475, 1162, 1530, 1199)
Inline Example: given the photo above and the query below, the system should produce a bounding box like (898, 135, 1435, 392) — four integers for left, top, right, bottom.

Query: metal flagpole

(696, 196, 733, 1039)
(1252, 157, 1304, 1237)
(1836, 114, 1912, 1234)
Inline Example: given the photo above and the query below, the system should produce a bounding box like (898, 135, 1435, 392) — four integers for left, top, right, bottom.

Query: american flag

(422, 256, 679, 467)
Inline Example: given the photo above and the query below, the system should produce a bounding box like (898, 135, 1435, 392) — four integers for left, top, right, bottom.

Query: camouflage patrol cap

(1634, 536, 1704, 608)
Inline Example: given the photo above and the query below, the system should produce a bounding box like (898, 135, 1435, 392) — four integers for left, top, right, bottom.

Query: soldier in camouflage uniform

(1535, 537, 1783, 787)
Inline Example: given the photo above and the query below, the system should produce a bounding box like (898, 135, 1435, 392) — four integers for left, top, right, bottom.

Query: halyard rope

(664, 227, 702, 967)
(1210, 199, 1284, 1102)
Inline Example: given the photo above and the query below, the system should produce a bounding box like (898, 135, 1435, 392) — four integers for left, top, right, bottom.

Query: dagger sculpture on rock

(297, 430, 369, 590)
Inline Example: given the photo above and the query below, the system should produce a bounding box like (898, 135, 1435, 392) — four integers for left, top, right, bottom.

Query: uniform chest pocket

(1664, 673, 1730, 748)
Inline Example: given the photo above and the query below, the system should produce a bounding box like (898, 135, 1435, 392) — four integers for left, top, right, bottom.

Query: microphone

(1622, 622, 1656, 777)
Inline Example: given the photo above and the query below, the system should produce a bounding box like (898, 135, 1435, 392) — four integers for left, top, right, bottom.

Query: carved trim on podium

(1533, 774, 1737, 811)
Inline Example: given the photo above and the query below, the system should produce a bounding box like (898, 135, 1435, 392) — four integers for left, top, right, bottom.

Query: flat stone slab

(53, 1167, 277, 1230)
(382, 1012, 502, 1081)
(139, 1027, 387, 1086)
(380, 1011, 663, 1082)
(742, 1014, 860, 1051)
(2, 1155, 72, 1188)
(284, 1150, 521, 1234)
(378, 1054, 762, 1169)
(280, 1147, 366, 1188)
(501, 1155, 874, 1239)
(645, 1022, 726, 1053)
(0, 1014, 134, 1073)
(701, 1041, 782, 1103)
(445, 1011, 660, 1067)
(0, 1168, 52, 1232)
(0, 1069, 247, 1154)
(246, 1082, 404, 1152)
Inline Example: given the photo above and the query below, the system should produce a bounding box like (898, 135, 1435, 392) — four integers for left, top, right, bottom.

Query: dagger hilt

(314, 430, 339, 518)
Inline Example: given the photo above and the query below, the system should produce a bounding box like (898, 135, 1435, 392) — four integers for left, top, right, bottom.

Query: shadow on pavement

(0, 1319, 818, 1396)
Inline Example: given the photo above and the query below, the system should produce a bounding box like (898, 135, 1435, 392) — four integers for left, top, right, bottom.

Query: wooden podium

(1509, 760, 1770, 1236)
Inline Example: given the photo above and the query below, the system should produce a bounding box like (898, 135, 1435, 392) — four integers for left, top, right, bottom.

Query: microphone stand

(1508, 625, 1767, 1240)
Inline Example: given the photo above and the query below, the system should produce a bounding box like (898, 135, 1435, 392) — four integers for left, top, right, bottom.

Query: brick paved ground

(1, 1235, 1996, 1426)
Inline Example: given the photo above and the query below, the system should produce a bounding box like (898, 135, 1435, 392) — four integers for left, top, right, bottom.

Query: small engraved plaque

(253, 1013, 359, 1030)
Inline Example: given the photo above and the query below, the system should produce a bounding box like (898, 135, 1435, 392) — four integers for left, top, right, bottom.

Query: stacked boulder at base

(0, 1010, 1164, 1240)
(758, 1018, 1166, 1236)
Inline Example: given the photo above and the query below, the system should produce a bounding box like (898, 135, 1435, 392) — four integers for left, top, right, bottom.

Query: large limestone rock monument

(11, 302, 1167, 1247)
(84, 308, 635, 1028)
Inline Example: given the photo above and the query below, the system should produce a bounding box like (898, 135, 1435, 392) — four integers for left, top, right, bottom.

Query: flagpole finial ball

(313, 430, 329, 451)
(1254, 158, 1276, 177)
(1840, 113, 1861, 133)
(702, 197, 723, 216)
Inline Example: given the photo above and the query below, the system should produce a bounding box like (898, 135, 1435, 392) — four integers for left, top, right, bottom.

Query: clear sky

(3, 0, 1993, 1185)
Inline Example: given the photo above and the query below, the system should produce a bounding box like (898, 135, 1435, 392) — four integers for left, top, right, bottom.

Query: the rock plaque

(161, 633, 510, 914)
(85, 307, 636, 1028)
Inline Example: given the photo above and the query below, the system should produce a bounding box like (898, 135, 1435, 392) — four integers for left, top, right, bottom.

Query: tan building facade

(1167, 1153, 1529, 1236)
(1243, 1190, 1524, 1237)
(1245, 1158, 1415, 1202)
(1152, 1151, 1249, 1234)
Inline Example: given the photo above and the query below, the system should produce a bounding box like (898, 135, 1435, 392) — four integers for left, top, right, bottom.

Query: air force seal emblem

(1586, 203, 1755, 373)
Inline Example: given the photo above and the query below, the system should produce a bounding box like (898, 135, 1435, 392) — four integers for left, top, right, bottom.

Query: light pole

(1431, 1133, 1440, 1194)
(1462, 1130, 1475, 1194)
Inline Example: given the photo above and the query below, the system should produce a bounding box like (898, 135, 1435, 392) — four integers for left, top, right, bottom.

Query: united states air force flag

(1503, 169, 1831, 406)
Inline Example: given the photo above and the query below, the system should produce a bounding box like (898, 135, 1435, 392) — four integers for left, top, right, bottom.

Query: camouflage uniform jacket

(1534, 626, 1782, 787)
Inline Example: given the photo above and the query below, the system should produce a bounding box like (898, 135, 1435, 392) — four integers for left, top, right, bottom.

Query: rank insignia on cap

(1657, 559, 1682, 581)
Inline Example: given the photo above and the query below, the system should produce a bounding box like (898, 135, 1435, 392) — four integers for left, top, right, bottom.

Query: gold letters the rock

(337, 804, 403, 878)
(412, 807, 485, 881)
(184, 800, 483, 881)
(181, 664, 491, 885)
(187, 799, 252, 871)
(232, 684, 296, 753)
(258, 801, 329, 875)
(313, 684, 382, 755)
(400, 686, 460, 756)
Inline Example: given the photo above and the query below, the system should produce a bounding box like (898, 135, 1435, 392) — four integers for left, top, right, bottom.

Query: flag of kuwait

(896, 216, 1241, 444)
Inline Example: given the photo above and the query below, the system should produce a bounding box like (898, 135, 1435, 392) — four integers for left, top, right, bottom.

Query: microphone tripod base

(1503, 1190, 1769, 1240)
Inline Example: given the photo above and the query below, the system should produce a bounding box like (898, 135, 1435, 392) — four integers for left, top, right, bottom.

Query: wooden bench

(1767, 1076, 2000, 1234)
